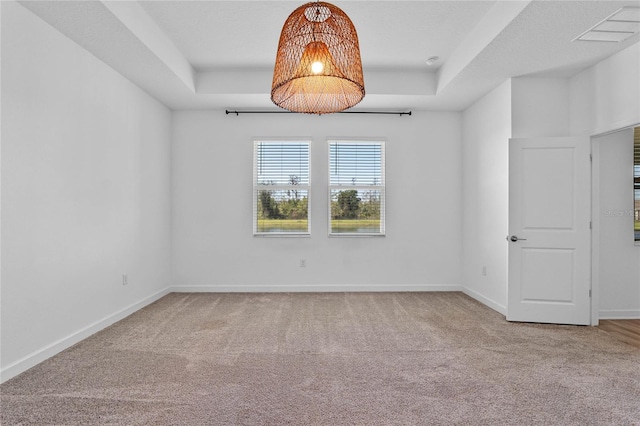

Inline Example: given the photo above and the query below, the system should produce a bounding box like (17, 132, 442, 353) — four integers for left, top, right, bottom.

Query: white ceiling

(19, 0, 640, 112)
(139, 1, 496, 69)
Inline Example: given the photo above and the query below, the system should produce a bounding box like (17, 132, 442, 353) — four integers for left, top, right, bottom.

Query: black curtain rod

(225, 109, 412, 116)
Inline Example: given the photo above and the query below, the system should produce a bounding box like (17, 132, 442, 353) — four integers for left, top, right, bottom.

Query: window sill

(254, 233, 311, 238)
(328, 233, 385, 237)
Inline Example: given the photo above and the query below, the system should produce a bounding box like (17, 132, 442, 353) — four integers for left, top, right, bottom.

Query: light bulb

(311, 61, 324, 74)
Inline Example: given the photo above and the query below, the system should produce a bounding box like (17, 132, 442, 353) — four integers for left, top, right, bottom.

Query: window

(329, 140, 385, 235)
(634, 127, 639, 242)
(254, 140, 310, 235)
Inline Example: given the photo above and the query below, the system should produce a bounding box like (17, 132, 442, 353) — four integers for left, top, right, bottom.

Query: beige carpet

(2, 292, 639, 425)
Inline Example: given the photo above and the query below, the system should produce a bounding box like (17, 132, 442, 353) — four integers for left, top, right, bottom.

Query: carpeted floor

(1, 292, 639, 425)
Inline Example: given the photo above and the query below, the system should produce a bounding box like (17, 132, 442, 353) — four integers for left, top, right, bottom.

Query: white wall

(506, 44, 640, 320)
(570, 42, 640, 136)
(511, 77, 570, 138)
(461, 80, 511, 313)
(460, 63, 638, 318)
(460, 76, 571, 315)
(171, 111, 462, 291)
(1, 2, 172, 381)
(571, 42, 640, 320)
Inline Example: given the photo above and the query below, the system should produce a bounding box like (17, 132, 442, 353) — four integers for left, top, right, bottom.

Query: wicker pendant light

(271, 1, 365, 114)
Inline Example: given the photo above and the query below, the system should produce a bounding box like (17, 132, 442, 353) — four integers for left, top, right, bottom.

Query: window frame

(327, 139, 386, 237)
(253, 139, 311, 237)
(634, 127, 639, 244)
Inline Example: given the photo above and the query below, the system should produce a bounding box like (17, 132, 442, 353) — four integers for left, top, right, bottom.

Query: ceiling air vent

(574, 6, 640, 42)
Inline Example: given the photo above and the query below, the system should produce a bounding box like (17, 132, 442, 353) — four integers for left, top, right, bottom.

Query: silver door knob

(510, 235, 527, 242)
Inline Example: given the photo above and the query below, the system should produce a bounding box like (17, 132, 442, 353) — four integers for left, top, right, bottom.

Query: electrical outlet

(482, 266, 487, 276)
(300, 259, 306, 268)
(122, 274, 128, 286)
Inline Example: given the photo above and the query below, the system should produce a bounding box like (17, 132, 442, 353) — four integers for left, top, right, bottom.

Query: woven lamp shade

(271, 2, 365, 114)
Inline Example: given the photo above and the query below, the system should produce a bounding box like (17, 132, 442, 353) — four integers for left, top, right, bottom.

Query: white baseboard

(462, 287, 507, 316)
(170, 284, 463, 293)
(0, 288, 171, 384)
(599, 309, 640, 320)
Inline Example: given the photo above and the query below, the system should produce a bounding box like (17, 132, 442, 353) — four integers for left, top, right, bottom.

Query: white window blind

(329, 140, 385, 235)
(253, 140, 310, 235)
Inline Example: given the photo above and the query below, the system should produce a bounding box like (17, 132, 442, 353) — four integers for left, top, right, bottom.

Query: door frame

(590, 123, 640, 326)
(591, 138, 601, 326)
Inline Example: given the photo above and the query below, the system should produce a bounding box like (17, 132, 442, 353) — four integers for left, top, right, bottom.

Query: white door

(508, 136, 591, 325)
